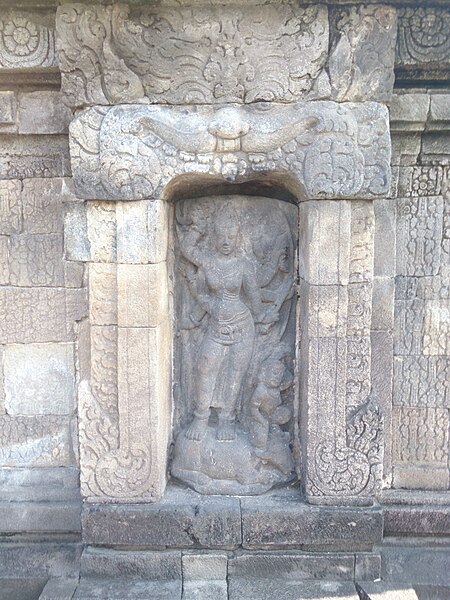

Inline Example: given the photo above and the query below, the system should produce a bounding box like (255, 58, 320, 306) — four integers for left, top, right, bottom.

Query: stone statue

(171, 195, 296, 495)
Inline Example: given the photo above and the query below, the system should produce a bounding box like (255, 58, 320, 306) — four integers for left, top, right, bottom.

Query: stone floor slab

(73, 578, 182, 600)
(229, 579, 359, 600)
(182, 580, 228, 600)
(358, 582, 419, 599)
(38, 577, 79, 600)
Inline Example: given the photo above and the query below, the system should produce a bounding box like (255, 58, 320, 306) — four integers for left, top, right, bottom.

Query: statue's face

(215, 224, 239, 255)
(266, 363, 285, 388)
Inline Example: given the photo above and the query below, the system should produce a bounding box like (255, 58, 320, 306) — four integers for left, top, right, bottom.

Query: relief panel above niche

(171, 195, 297, 495)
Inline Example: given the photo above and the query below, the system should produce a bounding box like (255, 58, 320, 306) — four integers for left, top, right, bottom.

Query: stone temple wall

(0, 1, 448, 598)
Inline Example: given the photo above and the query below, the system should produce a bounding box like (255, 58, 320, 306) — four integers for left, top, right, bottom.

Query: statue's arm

(176, 225, 205, 268)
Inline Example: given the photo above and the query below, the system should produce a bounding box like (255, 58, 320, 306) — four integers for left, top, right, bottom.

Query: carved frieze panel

(56, 3, 329, 107)
(396, 7, 450, 67)
(171, 195, 296, 495)
(0, 10, 56, 69)
(69, 101, 391, 202)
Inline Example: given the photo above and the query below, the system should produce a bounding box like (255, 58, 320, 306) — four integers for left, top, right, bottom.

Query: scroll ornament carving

(70, 102, 390, 202)
(56, 3, 329, 106)
(0, 12, 56, 68)
(310, 399, 383, 498)
(397, 7, 450, 65)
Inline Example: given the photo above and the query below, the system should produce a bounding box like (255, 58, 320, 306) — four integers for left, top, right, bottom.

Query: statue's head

(261, 359, 285, 388)
(214, 203, 239, 255)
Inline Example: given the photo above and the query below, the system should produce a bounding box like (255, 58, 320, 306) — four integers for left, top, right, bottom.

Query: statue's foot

(185, 417, 208, 441)
(216, 419, 236, 441)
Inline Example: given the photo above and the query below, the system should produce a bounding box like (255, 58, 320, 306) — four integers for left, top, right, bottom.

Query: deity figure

(176, 202, 276, 442)
(172, 196, 296, 495)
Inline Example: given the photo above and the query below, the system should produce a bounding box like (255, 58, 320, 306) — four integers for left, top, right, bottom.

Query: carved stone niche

(171, 195, 297, 495)
(65, 99, 390, 505)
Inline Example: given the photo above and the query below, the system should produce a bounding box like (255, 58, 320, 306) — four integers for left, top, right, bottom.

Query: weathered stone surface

(116, 200, 168, 264)
(0, 91, 17, 132)
(358, 583, 419, 599)
(19, 92, 72, 134)
(0, 179, 22, 234)
(240, 490, 383, 549)
(393, 465, 449, 491)
(89, 263, 117, 326)
(371, 277, 394, 331)
(0, 10, 57, 68)
(329, 5, 397, 102)
(0, 500, 81, 534)
(0, 287, 87, 343)
(57, 3, 329, 107)
(393, 356, 449, 408)
(228, 579, 359, 600)
(391, 132, 422, 167)
(87, 202, 117, 263)
(389, 93, 430, 131)
(396, 8, 450, 67)
(373, 199, 396, 278)
(82, 488, 242, 547)
(73, 578, 182, 600)
(396, 196, 444, 277)
(420, 132, 450, 165)
(4, 342, 75, 416)
(64, 203, 89, 262)
(182, 580, 227, 600)
(228, 552, 354, 580)
(0, 415, 75, 467)
(0, 136, 70, 179)
(0, 578, 46, 600)
(22, 178, 65, 234)
(429, 94, 450, 129)
(0, 345, 5, 415)
(0, 236, 8, 285)
(381, 546, 450, 586)
(383, 505, 450, 536)
(117, 263, 168, 328)
(81, 548, 182, 580)
(398, 166, 449, 198)
(70, 101, 390, 201)
(8, 234, 64, 286)
(182, 553, 227, 581)
(0, 467, 80, 502)
(38, 577, 79, 600)
(355, 553, 382, 582)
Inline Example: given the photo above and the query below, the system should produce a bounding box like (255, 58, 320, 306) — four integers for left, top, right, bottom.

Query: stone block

(357, 583, 419, 599)
(0, 415, 75, 467)
(0, 345, 4, 415)
(0, 578, 46, 600)
(396, 7, 450, 68)
(0, 542, 81, 578)
(81, 548, 182, 580)
(87, 202, 117, 263)
(0, 179, 21, 234)
(64, 203, 90, 262)
(389, 93, 430, 131)
(64, 261, 84, 288)
(429, 94, 450, 129)
(56, 4, 329, 107)
(19, 92, 72, 135)
(228, 579, 359, 600)
(420, 132, 450, 165)
(182, 553, 227, 581)
(393, 356, 449, 407)
(8, 234, 64, 286)
(355, 553, 382, 582)
(0, 500, 81, 534)
(300, 282, 348, 338)
(0, 236, 8, 284)
(383, 505, 450, 536)
(182, 581, 227, 600)
(0, 91, 17, 132)
(0, 10, 57, 69)
(0, 467, 80, 502)
(116, 200, 168, 264)
(73, 577, 182, 599)
(4, 342, 75, 416)
(373, 199, 396, 278)
(393, 466, 449, 491)
(396, 196, 443, 277)
(22, 178, 65, 234)
(82, 488, 242, 548)
(228, 553, 354, 581)
(117, 263, 169, 327)
(422, 300, 450, 356)
(371, 277, 394, 331)
(38, 578, 79, 600)
(0, 287, 82, 343)
(413, 585, 450, 600)
(391, 133, 421, 166)
(381, 546, 450, 586)
(329, 5, 396, 102)
(240, 491, 383, 549)
(89, 263, 117, 326)
(0, 136, 71, 179)
(299, 200, 351, 285)
(398, 166, 449, 198)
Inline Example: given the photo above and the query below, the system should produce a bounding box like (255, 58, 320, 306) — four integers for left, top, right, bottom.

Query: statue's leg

(185, 338, 226, 441)
(217, 319, 255, 441)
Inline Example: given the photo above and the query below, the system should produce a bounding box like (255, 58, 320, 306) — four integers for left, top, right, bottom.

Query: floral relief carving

(397, 7, 450, 65)
(0, 12, 56, 68)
